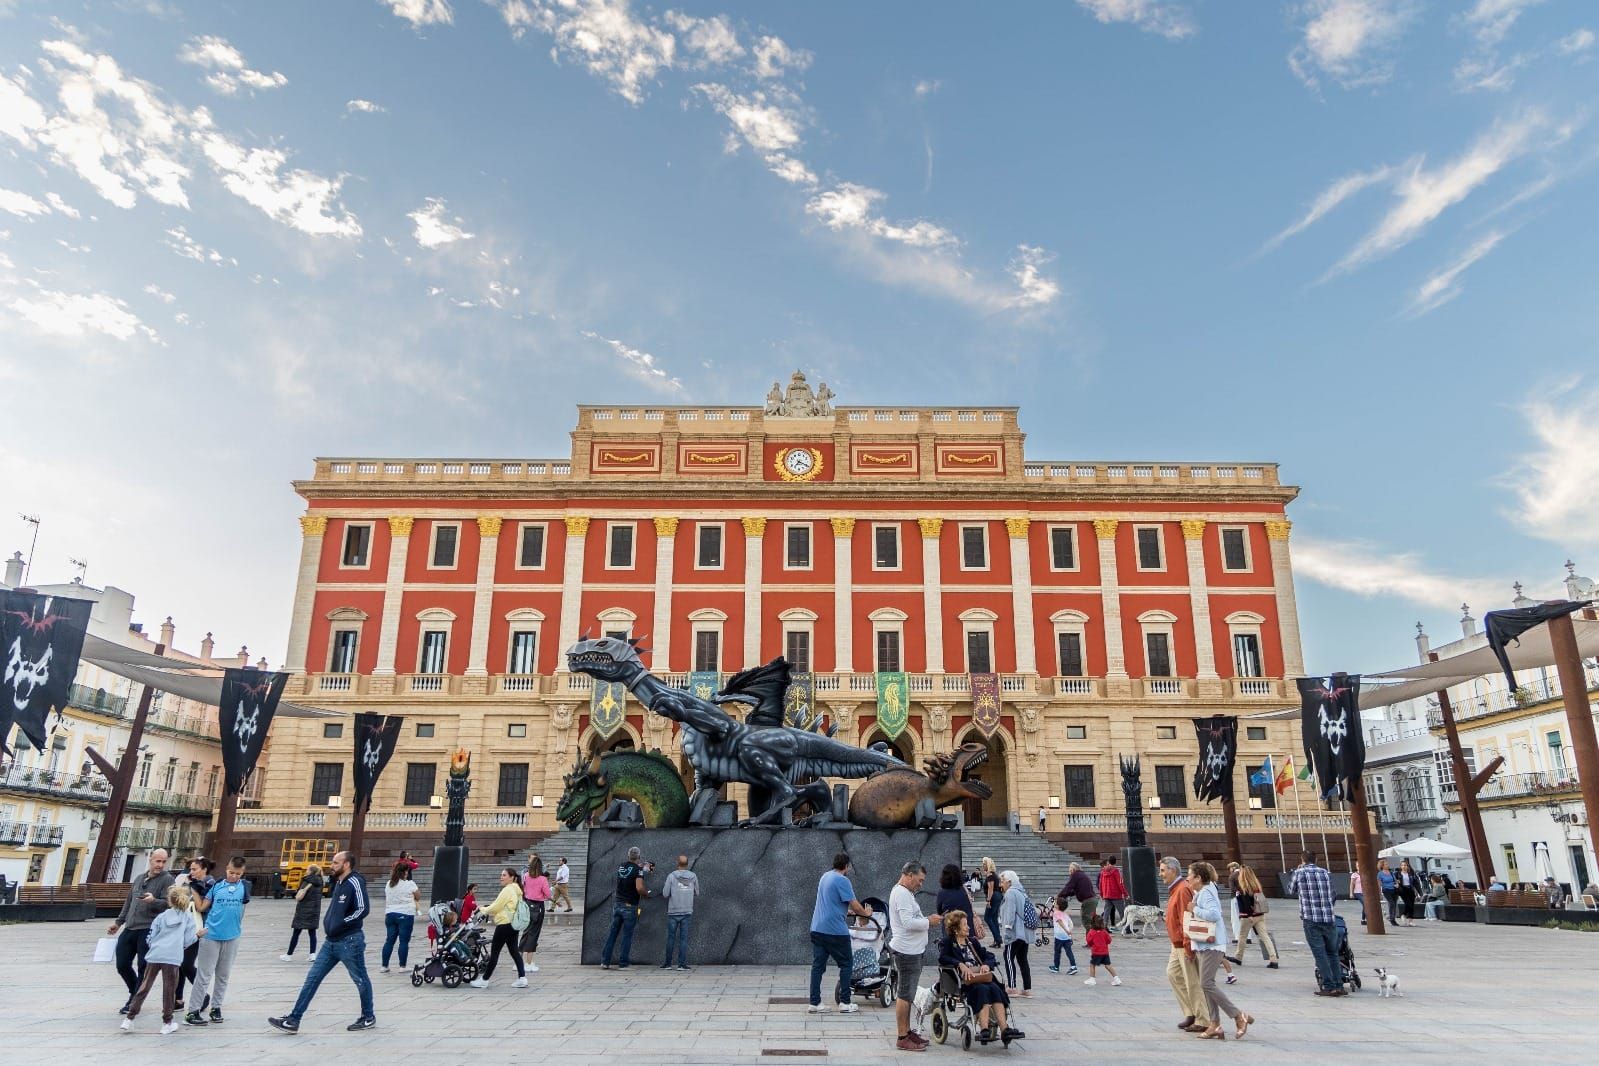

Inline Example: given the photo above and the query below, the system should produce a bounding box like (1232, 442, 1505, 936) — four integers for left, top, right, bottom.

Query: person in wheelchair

(938, 910, 1022, 1045)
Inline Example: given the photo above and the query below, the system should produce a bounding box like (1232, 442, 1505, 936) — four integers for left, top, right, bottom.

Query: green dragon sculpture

(848, 743, 993, 829)
(556, 747, 691, 829)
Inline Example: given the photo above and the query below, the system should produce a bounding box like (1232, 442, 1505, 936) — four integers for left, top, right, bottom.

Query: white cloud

(1289, 0, 1417, 91)
(805, 183, 959, 250)
(1006, 245, 1061, 309)
(55, 238, 89, 253)
(663, 11, 742, 65)
(346, 98, 386, 114)
(581, 330, 682, 392)
(1556, 28, 1595, 55)
(1262, 163, 1393, 253)
(45, 191, 78, 217)
(1295, 537, 1505, 610)
(1451, 1, 1545, 93)
(751, 35, 811, 79)
(1406, 230, 1506, 315)
(197, 132, 363, 237)
(178, 35, 287, 96)
(163, 224, 236, 265)
(498, 0, 676, 105)
(1075, 0, 1196, 40)
(382, 0, 453, 26)
(764, 154, 816, 186)
(1505, 383, 1599, 547)
(1460, 0, 1542, 49)
(8, 283, 155, 341)
(1453, 51, 1528, 92)
(408, 197, 474, 248)
(143, 282, 176, 303)
(0, 186, 49, 216)
(0, 72, 48, 146)
(914, 79, 942, 98)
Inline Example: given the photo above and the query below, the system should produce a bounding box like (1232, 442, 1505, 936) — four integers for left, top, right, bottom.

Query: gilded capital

(1093, 518, 1118, 540)
(1265, 519, 1292, 541)
(388, 516, 414, 537)
(1004, 517, 1030, 539)
(564, 516, 591, 536)
(831, 517, 856, 538)
(654, 517, 680, 537)
(1180, 519, 1206, 541)
(299, 514, 328, 537)
(918, 518, 943, 540)
(477, 515, 503, 537)
(742, 517, 768, 537)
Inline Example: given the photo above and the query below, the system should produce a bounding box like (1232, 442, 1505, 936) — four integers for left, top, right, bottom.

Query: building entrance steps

(959, 826, 1095, 901)
(411, 826, 589, 909)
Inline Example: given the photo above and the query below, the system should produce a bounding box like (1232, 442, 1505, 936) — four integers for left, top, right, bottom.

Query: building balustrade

(1054, 812, 1125, 830)
(0, 821, 31, 845)
(0, 764, 111, 804)
(69, 681, 130, 718)
(1476, 769, 1581, 802)
(1232, 678, 1279, 698)
(404, 673, 452, 694)
(26, 824, 64, 848)
(1263, 813, 1351, 830)
(1159, 812, 1257, 831)
(115, 826, 159, 849)
(127, 785, 214, 815)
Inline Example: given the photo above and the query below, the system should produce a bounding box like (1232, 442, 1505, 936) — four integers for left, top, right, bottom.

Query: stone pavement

(1, 900, 1595, 1063)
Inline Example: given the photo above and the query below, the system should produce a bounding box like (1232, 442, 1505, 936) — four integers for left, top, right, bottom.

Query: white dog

(1374, 968, 1402, 998)
(1118, 904, 1164, 939)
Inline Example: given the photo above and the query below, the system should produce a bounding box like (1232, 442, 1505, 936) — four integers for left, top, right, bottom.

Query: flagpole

(1290, 762, 1307, 853)
(1270, 757, 1287, 875)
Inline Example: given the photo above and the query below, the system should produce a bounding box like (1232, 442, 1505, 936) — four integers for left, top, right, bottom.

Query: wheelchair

(926, 967, 977, 1048)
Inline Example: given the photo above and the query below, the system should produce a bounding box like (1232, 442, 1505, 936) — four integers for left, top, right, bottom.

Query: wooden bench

(19, 883, 134, 915)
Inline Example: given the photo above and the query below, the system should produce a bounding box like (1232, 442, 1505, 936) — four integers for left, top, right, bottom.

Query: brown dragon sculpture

(847, 743, 993, 829)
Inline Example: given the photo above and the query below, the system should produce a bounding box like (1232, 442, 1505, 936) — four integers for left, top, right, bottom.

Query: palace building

(250, 373, 1347, 866)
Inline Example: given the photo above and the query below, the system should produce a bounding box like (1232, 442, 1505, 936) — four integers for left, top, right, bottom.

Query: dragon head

(556, 750, 608, 829)
(565, 632, 647, 683)
(924, 743, 992, 800)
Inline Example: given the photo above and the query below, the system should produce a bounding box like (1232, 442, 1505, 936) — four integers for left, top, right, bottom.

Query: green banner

(876, 671, 910, 741)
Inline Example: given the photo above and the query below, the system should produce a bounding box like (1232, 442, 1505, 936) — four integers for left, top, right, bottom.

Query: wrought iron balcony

(0, 764, 111, 804)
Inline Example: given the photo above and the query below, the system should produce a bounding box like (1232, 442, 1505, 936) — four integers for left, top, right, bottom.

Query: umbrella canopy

(1378, 838, 1472, 860)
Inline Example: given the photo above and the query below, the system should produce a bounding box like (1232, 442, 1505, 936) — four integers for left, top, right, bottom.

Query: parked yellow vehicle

(277, 838, 336, 897)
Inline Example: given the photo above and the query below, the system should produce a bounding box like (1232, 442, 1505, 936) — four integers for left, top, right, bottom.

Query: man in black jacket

(269, 850, 375, 1033)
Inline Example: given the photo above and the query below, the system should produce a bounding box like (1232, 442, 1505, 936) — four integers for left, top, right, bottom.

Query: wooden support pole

(1548, 611, 1599, 865)
(1221, 795, 1242, 865)
(1431, 650, 1497, 889)
(347, 804, 369, 867)
(211, 790, 239, 861)
(1348, 776, 1387, 935)
(89, 643, 164, 882)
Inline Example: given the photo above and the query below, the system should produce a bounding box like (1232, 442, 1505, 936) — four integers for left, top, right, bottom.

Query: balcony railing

(237, 808, 544, 832)
(27, 824, 64, 848)
(116, 826, 159, 849)
(1232, 678, 1278, 698)
(1056, 812, 1124, 830)
(0, 821, 31, 845)
(1020, 461, 1279, 486)
(1053, 677, 1098, 697)
(69, 681, 130, 718)
(1264, 813, 1351, 830)
(1477, 769, 1581, 802)
(0, 764, 112, 803)
(127, 785, 215, 815)
(317, 673, 355, 693)
(405, 673, 450, 694)
(1425, 676, 1599, 729)
(1159, 812, 1257, 831)
(496, 674, 541, 694)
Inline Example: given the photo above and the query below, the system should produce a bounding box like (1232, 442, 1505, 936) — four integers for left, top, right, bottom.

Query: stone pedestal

(431, 844, 469, 906)
(1123, 845, 1160, 907)
(581, 827, 961, 966)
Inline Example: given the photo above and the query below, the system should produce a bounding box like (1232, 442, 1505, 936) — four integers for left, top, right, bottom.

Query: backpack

(1021, 901, 1040, 930)
(511, 898, 532, 931)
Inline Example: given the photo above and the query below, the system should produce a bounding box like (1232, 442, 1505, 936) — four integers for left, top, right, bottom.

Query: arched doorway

(955, 731, 1011, 827)
(862, 729, 913, 767)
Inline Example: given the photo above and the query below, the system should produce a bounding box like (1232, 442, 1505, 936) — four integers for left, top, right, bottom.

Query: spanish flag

(1274, 756, 1295, 795)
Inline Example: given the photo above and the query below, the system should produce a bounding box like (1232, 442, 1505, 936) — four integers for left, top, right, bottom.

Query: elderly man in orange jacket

(1160, 855, 1207, 1032)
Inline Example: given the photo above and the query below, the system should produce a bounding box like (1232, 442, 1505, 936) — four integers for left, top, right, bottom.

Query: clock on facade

(774, 447, 824, 482)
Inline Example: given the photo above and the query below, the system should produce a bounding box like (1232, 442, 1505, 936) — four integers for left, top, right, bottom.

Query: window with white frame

(696, 522, 723, 569)
(959, 524, 989, 570)
(504, 608, 543, 674)
(596, 608, 637, 643)
(689, 609, 726, 672)
(1364, 774, 1388, 821)
(960, 608, 997, 673)
(329, 628, 359, 673)
(516, 523, 547, 568)
(416, 607, 454, 674)
(870, 608, 906, 672)
(1048, 525, 1078, 571)
(1138, 610, 1176, 677)
(429, 521, 460, 568)
(873, 523, 901, 570)
(607, 521, 636, 568)
(779, 608, 817, 674)
(1219, 526, 1251, 572)
(1134, 525, 1165, 571)
(1051, 609, 1088, 676)
(1225, 611, 1265, 678)
(785, 523, 812, 569)
(340, 522, 372, 568)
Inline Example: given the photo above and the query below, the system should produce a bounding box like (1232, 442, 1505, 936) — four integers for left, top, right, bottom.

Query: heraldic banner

(687, 671, 720, 702)
(969, 673, 1001, 740)
(1297, 673, 1364, 802)
(1191, 715, 1239, 804)
(352, 713, 403, 813)
(219, 667, 287, 796)
(0, 589, 92, 754)
(784, 671, 814, 728)
(876, 670, 909, 741)
(591, 680, 627, 741)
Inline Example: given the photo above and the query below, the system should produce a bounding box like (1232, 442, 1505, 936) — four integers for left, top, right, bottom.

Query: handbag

(1183, 914, 1217, 942)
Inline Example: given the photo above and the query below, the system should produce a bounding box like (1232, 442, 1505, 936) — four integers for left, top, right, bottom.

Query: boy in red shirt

(1081, 916, 1121, 986)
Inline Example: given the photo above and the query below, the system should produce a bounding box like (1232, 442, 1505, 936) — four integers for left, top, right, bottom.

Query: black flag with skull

(218, 667, 287, 796)
(0, 590, 93, 755)
(1297, 673, 1364, 803)
(352, 713, 402, 813)
(1191, 714, 1239, 804)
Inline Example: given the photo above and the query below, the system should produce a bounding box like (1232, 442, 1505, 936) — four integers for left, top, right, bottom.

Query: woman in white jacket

(996, 871, 1032, 997)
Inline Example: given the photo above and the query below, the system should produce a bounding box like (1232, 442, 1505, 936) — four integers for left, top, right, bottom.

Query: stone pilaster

(1181, 519, 1224, 697)
(1006, 518, 1036, 675)
(1095, 519, 1131, 697)
(371, 515, 414, 693)
(742, 517, 766, 669)
(1265, 520, 1305, 677)
(919, 518, 944, 674)
(832, 518, 855, 673)
(651, 517, 678, 670)
(283, 514, 327, 676)
(463, 515, 501, 692)
(556, 516, 590, 668)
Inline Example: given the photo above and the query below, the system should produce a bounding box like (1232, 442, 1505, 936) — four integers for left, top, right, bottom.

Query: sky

(2, 0, 1597, 678)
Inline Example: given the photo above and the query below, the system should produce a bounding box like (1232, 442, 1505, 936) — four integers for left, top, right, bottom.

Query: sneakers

(896, 1035, 927, 1051)
(677, 965, 691, 972)
(837, 1002, 859, 1014)
(1267, 961, 1280, 969)
(599, 963, 610, 970)
(1067, 966, 1079, 975)
(161, 1021, 179, 1036)
(119, 998, 131, 1016)
(184, 1011, 207, 1026)
(513, 977, 528, 988)
(380, 967, 391, 974)
(347, 1016, 376, 1031)
(280, 954, 294, 962)
(1083, 977, 1097, 986)
(268, 1016, 300, 1034)
(1226, 974, 1238, 985)
(806, 1004, 830, 1014)
(1048, 965, 1060, 973)
(119, 1019, 133, 1033)
(1111, 976, 1123, 986)
(469, 978, 489, 988)
(527, 963, 539, 973)
(209, 1008, 224, 1024)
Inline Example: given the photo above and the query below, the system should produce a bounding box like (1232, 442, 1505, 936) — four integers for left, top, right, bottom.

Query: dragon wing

(712, 657, 792, 727)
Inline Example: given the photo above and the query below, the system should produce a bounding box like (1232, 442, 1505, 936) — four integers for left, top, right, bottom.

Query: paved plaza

(1, 900, 1594, 1062)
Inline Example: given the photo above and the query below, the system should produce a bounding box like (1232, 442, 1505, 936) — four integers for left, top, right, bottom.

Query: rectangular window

(330, 629, 358, 673)
(1233, 633, 1263, 678)
(309, 762, 343, 806)
(875, 629, 902, 673)
(786, 524, 812, 568)
(1246, 726, 1267, 741)
(873, 524, 900, 570)
(1135, 525, 1164, 570)
(138, 755, 152, 788)
(1156, 725, 1176, 740)
(1502, 843, 1520, 882)
(1246, 763, 1276, 809)
(415, 722, 436, 738)
(322, 722, 344, 739)
(1057, 632, 1084, 676)
(341, 523, 371, 567)
(419, 630, 448, 674)
(784, 630, 811, 674)
(430, 523, 459, 568)
(1145, 632, 1172, 677)
(507, 723, 527, 738)
(518, 523, 546, 568)
(185, 762, 199, 794)
(497, 762, 529, 807)
(693, 630, 720, 672)
(1220, 527, 1249, 572)
(403, 763, 435, 806)
(1365, 774, 1387, 820)
(966, 630, 992, 673)
(608, 523, 635, 568)
(1049, 526, 1076, 570)
(960, 525, 988, 570)
(697, 523, 723, 568)
(509, 630, 538, 674)
(1156, 765, 1188, 808)
(1066, 725, 1087, 740)
(1063, 765, 1096, 808)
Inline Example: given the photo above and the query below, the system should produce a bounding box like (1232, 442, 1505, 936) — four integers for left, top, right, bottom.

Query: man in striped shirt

(1290, 851, 1343, 997)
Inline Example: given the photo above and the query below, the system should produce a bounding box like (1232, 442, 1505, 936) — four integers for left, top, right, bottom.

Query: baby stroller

(1334, 914, 1361, 992)
(1032, 900, 1051, 948)
(848, 898, 895, 1008)
(412, 907, 491, 989)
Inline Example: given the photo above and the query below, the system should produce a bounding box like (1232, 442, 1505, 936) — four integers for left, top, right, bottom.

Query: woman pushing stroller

(939, 910, 1022, 1046)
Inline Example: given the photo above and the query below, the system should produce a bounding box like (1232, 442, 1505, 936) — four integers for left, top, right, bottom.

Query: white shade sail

(1368, 619, 1599, 681)
(80, 657, 338, 719)
(1378, 838, 1472, 860)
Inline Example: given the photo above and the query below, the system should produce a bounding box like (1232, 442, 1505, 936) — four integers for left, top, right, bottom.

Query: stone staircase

(960, 827, 1094, 900)
(411, 827, 590, 909)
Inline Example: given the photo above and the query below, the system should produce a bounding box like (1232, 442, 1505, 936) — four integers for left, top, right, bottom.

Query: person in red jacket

(1097, 856, 1128, 930)
(1080, 916, 1121, 986)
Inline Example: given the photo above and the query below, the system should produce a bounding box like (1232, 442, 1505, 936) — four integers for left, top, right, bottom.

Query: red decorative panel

(677, 441, 748, 475)
(589, 441, 662, 474)
(935, 443, 1004, 476)
(763, 442, 835, 483)
(850, 442, 919, 476)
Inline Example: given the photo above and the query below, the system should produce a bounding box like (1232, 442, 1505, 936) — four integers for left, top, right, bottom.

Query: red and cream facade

(255, 392, 1346, 858)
